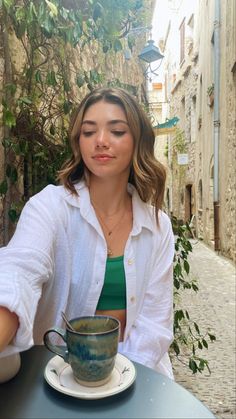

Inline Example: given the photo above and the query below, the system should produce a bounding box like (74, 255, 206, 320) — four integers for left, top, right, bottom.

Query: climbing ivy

(0, 0, 146, 238)
(171, 217, 216, 374)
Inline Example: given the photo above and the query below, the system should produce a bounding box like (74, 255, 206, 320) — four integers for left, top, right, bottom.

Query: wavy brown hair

(58, 87, 166, 223)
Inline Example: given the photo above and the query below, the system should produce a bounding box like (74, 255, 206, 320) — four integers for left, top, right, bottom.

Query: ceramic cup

(0, 352, 21, 383)
(43, 315, 120, 387)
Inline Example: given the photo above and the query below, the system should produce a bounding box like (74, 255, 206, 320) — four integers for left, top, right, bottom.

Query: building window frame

(179, 17, 186, 66)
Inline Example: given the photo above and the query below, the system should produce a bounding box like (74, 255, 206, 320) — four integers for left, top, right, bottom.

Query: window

(179, 18, 186, 65)
(190, 95, 196, 143)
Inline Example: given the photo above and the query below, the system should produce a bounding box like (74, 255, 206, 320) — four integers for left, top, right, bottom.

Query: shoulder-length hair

(58, 86, 166, 223)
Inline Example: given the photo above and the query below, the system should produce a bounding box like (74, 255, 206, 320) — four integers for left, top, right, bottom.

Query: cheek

(79, 139, 88, 160)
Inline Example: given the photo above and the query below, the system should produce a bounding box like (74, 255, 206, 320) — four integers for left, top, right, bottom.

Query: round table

(0, 346, 215, 418)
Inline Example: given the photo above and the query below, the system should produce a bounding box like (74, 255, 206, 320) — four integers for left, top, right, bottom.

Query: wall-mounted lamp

(138, 39, 164, 80)
(138, 39, 164, 63)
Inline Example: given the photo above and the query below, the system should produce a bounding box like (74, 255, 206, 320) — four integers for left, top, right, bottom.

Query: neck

(89, 176, 130, 216)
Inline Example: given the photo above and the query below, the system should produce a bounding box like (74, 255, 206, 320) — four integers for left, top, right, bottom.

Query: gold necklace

(92, 204, 126, 256)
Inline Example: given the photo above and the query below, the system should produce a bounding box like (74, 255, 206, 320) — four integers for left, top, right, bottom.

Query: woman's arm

(0, 185, 58, 355)
(0, 307, 19, 352)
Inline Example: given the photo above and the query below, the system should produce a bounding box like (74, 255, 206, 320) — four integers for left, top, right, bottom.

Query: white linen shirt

(0, 181, 174, 378)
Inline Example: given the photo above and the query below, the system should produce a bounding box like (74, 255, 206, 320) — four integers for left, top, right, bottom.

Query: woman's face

(79, 100, 134, 181)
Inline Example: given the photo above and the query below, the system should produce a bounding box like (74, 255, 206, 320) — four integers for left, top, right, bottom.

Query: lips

(92, 154, 115, 162)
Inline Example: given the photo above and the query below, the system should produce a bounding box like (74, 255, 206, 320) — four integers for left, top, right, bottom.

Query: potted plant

(207, 83, 214, 107)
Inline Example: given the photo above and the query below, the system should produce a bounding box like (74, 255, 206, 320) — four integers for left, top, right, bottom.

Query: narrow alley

(172, 240, 236, 418)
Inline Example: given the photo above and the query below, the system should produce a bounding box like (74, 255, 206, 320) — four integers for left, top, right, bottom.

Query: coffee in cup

(43, 315, 120, 387)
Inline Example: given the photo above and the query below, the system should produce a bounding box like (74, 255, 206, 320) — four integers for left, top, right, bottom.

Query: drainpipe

(213, 0, 220, 251)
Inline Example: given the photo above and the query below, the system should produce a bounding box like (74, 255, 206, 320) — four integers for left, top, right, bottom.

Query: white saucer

(44, 353, 136, 399)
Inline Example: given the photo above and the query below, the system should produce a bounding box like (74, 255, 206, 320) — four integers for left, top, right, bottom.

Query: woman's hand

(0, 307, 19, 352)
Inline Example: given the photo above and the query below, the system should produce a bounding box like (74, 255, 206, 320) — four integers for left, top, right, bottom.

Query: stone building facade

(152, 0, 236, 262)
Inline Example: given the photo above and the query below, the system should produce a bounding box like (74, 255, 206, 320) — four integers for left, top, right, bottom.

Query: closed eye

(111, 131, 126, 136)
(81, 131, 96, 137)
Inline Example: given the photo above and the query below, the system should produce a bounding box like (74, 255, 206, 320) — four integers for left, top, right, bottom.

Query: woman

(0, 87, 174, 378)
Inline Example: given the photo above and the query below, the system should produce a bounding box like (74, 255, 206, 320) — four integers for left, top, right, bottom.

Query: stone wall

(0, 2, 150, 245)
(156, 0, 236, 262)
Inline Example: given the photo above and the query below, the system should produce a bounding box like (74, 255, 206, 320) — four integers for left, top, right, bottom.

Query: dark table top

(0, 346, 215, 419)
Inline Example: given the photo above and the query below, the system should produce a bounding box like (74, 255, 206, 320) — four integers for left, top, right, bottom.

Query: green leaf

(198, 341, 203, 349)
(93, 2, 103, 21)
(171, 340, 180, 356)
(60, 7, 69, 20)
(8, 208, 18, 223)
(19, 96, 32, 105)
(189, 358, 197, 374)
(3, 109, 16, 128)
(63, 80, 70, 93)
(192, 283, 199, 292)
(174, 276, 180, 289)
(35, 70, 42, 83)
(174, 263, 182, 277)
(50, 124, 55, 135)
(199, 359, 206, 371)
(128, 35, 136, 51)
(2, 0, 14, 9)
(25, 67, 33, 80)
(113, 39, 122, 53)
(76, 75, 84, 88)
(41, 15, 53, 38)
(0, 179, 8, 196)
(183, 259, 190, 274)
(102, 39, 112, 54)
(6, 164, 18, 183)
(194, 322, 200, 335)
(63, 100, 72, 114)
(45, 0, 58, 17)
(15, 5, 25, 21)
(5, 83, 17, 95)
(208, 333, 216, 342)
(202, 339, 208, 349)
(46, 71, 57, 86)
(29, 1, 37, 19)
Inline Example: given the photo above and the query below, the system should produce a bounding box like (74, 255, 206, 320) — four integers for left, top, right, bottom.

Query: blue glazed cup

(43, 315, 120, 387)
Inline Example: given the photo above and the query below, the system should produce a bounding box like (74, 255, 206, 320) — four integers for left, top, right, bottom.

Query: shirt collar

(62, 181, 155, 235)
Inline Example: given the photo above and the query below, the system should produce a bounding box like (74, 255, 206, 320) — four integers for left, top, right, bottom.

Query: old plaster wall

(217, 1, 236, 261)
(159, 0, 236, 262)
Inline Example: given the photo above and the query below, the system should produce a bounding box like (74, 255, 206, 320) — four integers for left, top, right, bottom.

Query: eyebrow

(81, 119, 129, 126)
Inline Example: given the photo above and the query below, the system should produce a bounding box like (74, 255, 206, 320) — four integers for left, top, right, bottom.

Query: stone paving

(172, 240, 236, 419)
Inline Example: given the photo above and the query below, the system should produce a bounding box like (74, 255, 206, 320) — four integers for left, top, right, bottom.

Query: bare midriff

(95, 309, 126, 342)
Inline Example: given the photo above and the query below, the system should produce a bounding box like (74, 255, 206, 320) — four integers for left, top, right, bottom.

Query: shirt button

(128, 258, 133, 265)
(130, 296, 135, 303)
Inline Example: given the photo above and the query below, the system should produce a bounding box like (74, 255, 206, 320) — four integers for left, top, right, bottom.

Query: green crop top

(96, 255, 127, 310)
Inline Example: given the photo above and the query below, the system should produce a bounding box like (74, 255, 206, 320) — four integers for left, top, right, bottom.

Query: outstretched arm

(0, 307, 19, 352)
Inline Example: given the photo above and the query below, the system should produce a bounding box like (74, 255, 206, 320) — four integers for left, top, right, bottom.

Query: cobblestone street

(172, 240, 236, 419)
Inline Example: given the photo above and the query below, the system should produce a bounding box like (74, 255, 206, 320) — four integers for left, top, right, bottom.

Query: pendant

(107, 247, 113, 257)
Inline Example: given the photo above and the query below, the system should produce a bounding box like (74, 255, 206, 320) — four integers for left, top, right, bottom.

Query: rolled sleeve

(0, 188, 56, 356)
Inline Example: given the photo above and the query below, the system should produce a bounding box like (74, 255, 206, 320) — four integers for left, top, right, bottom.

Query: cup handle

(43, 327, 69, 362)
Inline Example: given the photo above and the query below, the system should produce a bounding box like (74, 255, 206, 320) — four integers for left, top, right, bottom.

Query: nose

(95, 129, 109, 148)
